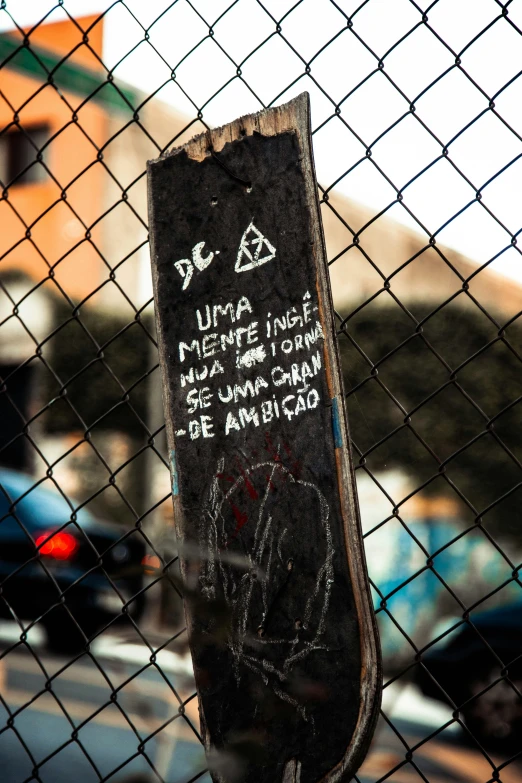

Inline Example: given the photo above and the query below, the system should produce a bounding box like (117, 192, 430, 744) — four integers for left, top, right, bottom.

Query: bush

(340, 302, 522, 542)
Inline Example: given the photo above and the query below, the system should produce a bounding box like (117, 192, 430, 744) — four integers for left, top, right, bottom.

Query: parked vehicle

(416, 599, 522, 751)
(0, 469, 146, 653)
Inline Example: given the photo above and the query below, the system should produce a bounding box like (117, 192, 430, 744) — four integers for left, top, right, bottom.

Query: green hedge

(340, 302, 522, 541)
(42, 301, 154, 438)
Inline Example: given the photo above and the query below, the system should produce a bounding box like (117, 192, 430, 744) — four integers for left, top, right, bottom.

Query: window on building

(0, 124, 50, 186)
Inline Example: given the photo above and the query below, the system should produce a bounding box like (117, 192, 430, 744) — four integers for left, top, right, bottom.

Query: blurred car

(416, 599, 522, 751)
(0, 468, 146, 653)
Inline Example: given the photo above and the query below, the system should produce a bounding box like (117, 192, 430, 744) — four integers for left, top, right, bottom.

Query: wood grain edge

(291, 95, 383, 782)
(146, 156, 213, 754)
(147, 94, 313, 166)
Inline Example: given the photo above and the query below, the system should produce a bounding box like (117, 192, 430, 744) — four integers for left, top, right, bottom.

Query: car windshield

(0, 470, 95, 531)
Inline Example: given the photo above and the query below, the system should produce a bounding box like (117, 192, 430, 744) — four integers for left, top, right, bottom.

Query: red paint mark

(291, 459, 303, 480)
(264, 432, 281, 461)
(232, 504, 248, 527)
(265, 474, 276, 491)
(216, 472, 235, 483)
(263, 434, 303, 486)
(245, 478, 258, 500)
(227, 503, 249, 543)
(235, 457, 258, 500)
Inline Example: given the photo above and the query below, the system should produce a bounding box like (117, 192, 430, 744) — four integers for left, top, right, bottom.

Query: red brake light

(141, 553, 161, 575)
(36, 530, 79, 560)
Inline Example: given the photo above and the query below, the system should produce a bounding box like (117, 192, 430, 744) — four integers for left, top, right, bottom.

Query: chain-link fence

(0, 1, 521, 781)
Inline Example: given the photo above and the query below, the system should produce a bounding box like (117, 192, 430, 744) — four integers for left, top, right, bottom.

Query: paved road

(0, 625, 520, 783)
(0, 628, 208, 783)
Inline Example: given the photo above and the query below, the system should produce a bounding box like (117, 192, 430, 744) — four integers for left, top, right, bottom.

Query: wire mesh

(0, 1, 521, 781)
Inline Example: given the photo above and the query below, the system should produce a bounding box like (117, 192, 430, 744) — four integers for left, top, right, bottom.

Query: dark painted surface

(148, 131, 361, 781)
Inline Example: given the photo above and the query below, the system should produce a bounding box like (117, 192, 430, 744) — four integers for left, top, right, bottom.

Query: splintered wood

(147, 93, 381, 783)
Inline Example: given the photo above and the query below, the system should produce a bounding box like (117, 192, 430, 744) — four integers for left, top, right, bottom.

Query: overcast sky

(2, 0, 522, 284)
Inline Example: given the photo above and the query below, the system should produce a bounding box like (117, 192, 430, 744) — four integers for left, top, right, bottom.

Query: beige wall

(323, 192, 521, 320)
(100, 128, 521, 320)
(97, 100, 206, 313)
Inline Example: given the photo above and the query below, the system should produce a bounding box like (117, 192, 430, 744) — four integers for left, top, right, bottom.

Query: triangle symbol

(235, 221, 276, 273)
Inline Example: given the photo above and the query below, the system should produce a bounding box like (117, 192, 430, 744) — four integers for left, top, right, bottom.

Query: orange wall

(27, 14, 104, 70)
(0, 16, 108, 302)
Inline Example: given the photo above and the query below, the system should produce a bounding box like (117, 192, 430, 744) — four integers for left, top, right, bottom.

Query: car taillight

(35, 530, 79, 560)
(141, 553, 161, 575)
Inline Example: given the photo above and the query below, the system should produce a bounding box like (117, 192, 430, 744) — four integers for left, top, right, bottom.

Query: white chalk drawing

(174, 241, 219, 290)
(196, 452, 334, 722)
(235, 221, 276, 273)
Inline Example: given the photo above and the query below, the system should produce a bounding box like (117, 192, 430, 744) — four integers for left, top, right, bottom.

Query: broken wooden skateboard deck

(147, 92, 381, 783)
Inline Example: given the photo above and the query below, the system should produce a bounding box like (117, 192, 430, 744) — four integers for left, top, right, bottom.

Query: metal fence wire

(0, 0, 521, 781)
